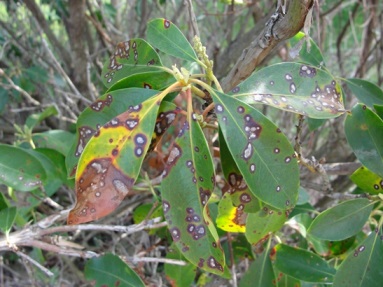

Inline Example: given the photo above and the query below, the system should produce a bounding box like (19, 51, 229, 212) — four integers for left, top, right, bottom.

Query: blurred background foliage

(0, 0, 382, 286)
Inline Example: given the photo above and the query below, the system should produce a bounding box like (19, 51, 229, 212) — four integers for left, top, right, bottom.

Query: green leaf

(212, 91, 299, 210)
(345, 78, 383, 108)
(147, 18, 198, 63)
(161, 101, 226, 276)
(297, 187, 310, 205)
(0, 206, 17, 234)
(0, 144, 46, 191)
(273, 267, 302, 287)
(274, 244, 335, 283)
(231, 63, 345, 119)
(333, 230, 383, 287)
(350, 166, 383, 194)
(288, 32, 325, 67)
(33, 130, 75, 156)
(239, 248, 274, 287)
(101, 39, 163, 88)
(68, 93, 165, 224)
(85, 253, 145, 287)
(307, 198, 374, 241)
(374, 104, 383, 119)
(0, 192, 9, 211)
(165, 244, 196, 287)
(107, 71, 174, 93)
(25, 106, 58, 130)
(245, 206, 288, 245)
(345, 104, 383, 178)
(66, 88, 159, 177)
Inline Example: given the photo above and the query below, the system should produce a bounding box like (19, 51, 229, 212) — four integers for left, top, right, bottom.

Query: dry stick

(128, 256, 186, 266)
(221, 0, 314, 92)
(16, 250, 54, 277)
(294, 115, 332, 192)
(185, 0, 200, 38)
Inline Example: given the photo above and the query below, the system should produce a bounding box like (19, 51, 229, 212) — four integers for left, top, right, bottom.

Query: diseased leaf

(85, 253, 145, 287)
(308, 198, 374, 241)
(161, 93, 226, 276)
(216, 193, 247, 233)
(245, 206, 288, 245)
(333, 229, 383, 287)
(212, 91, 299, 210)
(231, 63, 345, 119)
(272, 268, 301, 287)
(219, 130, 260, 213)
(0, 144, 46, 191)
(345, 78, 383, 108)
(345, 104, 383, 178)
(66, 88, 159, 177)
(274, 244, 335, 283)
(101, 39, 163, 88)
(68, 94, 165, 224)
(147, 18, 198, 63)
(350, 166, 383, 194)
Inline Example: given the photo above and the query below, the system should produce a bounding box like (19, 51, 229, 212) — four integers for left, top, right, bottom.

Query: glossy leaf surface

(350, 166, 383, 194)
(101, 39, 162, 88)
(68, 94, 164, 224)
(345, 78, 383, 108)
(66, 88, 159, 177)
(0, 144, 46, 191)
(345, 104, 383, 178)
(212, 91, 299, 210)
(274, 244, 335, 283)
(245, 206, 288, 245)
(147, 18, 198, 62)
(231, 63, 345, 119)
(308, 199, 373, 241)
(161, 99, 226, 276)
(333, 230, 383, 287)
(85, 253, 145, 287)
(239, 248, 274, 287)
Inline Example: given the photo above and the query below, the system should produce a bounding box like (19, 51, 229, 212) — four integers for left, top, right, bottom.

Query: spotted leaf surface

(0, 144, 46, 192)
(147, 18, 198, 63)
(231, 63, 345, 119)
(66, 88, 159, 177)
(101, 39, 162, 88)
(68, 94, 164, 224)
(345, 104, 383, 178)
(219, 130, 260, 213)
(161, 107, 226, 276)
(212, 91, 299, 210)
(245, 206, 288, 245)
(350, 166, 383, 194)
(216, 194, 247, 233)
(106, 71, 174, 93)
(333, 228, 383, 287)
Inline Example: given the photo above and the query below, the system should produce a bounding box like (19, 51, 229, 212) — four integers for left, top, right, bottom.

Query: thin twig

(128, 256, 187, 266)
(16, 251, 54, 277)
